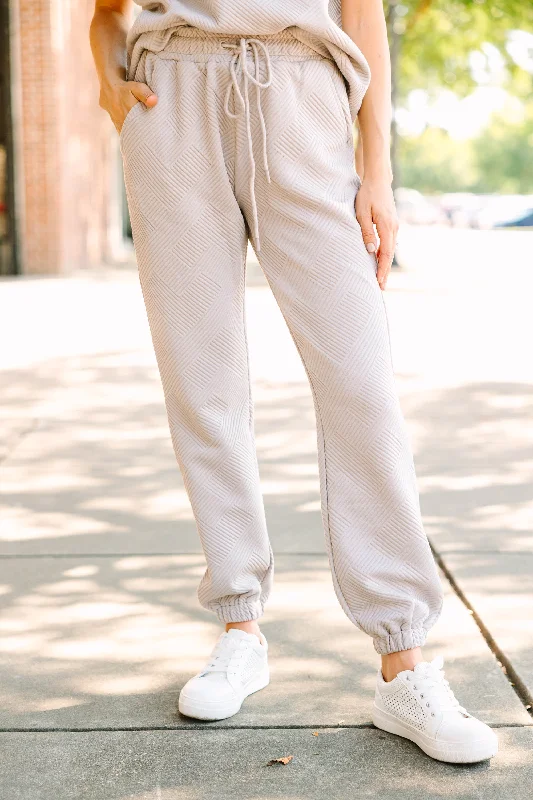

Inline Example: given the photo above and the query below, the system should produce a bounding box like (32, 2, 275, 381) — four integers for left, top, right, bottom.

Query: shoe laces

(405, 656, 468, 716)
(199, 633, 249, 678)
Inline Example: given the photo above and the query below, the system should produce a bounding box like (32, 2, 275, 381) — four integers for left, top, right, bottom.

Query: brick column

(16, 0, 118, 274)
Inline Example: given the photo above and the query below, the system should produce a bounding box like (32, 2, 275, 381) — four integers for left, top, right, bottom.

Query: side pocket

(119, 52, 157, 150)
(119, 100, 142, 149)
(327, 66, 354, 145)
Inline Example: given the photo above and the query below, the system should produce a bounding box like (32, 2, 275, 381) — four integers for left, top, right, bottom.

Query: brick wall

(15, 0, 119, 273)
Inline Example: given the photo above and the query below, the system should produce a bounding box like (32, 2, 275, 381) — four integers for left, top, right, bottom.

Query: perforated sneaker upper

(380, 684, 429, 731)
(374, 656, 499, 759)
(375, 656, 473, 738)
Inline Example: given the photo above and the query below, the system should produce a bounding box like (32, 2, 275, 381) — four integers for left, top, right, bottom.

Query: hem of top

(373, 627, 428, 655)
(132, 26, 328, 59)
(152, 49, 327, 62)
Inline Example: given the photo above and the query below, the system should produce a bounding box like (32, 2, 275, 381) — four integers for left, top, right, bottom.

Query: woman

(90, 0, 497, 763)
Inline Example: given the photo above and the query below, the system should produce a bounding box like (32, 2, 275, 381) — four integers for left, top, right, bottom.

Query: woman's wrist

(100, 68, 127, 93)
(362, 163, 394, 185)
(99, 75, 128, 106)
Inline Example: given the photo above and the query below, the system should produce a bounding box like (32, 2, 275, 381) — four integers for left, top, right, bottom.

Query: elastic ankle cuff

(373, 627, 428, 655)
(211, 600, 263, 624)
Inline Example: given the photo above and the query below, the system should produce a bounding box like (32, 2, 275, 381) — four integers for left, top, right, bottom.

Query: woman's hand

(355, 177, 399, 291)
(99, 80, 158, 134)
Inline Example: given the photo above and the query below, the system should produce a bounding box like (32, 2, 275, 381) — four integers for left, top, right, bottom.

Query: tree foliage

(390, 1, 533, 192)
(473, 103, 533, 192)
(399, 100, 533, 193)
(386, 0, 533, 99)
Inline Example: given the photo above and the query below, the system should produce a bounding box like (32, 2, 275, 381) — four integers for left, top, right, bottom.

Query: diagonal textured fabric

(127, 0, 371, 122)
(120, 28, 444, 655)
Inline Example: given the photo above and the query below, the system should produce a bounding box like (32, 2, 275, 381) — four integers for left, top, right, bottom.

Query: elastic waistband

(134, 25, 326, 61)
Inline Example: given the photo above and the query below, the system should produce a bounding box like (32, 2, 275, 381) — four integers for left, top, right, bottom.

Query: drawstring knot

(222, 38, 272, 251)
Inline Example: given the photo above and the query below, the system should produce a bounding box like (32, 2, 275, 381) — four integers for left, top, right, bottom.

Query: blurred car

(439, 193, 485, 227)
(474, 195, 533, 229)
(495, 208, 533, 228)
(395, 188, 445, 225)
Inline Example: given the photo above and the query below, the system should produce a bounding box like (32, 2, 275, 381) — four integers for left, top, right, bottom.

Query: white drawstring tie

(222, 38, 272, 251)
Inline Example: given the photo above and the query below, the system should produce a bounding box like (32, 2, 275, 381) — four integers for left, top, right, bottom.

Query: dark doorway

(0, 1, 19, 275)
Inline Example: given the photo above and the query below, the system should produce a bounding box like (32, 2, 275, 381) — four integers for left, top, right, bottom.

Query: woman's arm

(342, 0, 398, 290)
(90, 0, 157, 133)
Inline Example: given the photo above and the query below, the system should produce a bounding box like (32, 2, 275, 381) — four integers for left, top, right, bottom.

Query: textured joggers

(120, 27, 444, 655)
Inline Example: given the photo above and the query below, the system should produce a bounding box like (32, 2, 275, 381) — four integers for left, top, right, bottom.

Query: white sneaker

(178, 629, 269, 721)
(373, 656, 498, 763)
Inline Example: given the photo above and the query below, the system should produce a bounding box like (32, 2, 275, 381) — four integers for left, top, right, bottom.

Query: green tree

(398, 128, 476, 192)
(472, 103, 533, 192)
(398, 101, 533, 194)
(385, 0, 533, 188)
(387, 0, 533, 100)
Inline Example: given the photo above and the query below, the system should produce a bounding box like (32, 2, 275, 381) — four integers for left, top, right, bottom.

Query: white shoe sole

(372, 705, 498, 763)
(178, 667, 270, 721)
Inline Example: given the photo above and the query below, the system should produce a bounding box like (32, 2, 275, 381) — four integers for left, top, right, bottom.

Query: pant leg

(241, 53, 444, 654)
(120, 49, 273, 623)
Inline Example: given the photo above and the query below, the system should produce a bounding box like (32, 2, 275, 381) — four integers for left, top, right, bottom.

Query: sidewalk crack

(431, 543, 533, 719)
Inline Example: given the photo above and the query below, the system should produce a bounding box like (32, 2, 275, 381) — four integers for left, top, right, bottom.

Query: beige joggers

(120, 27, 444, 655)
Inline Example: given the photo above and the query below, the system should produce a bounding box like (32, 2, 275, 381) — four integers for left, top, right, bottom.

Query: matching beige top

(128, 0, 371, 119)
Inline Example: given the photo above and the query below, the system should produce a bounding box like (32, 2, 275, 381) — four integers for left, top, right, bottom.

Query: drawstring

(222, 38, 272, 251)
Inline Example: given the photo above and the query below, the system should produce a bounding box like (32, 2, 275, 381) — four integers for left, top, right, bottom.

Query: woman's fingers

(355, 180, 399, 291)
(356, 206, 378, 255)
(375, 214, 398, 291)
(99, 80, 158, 135)
(119, 82, 157, 132)
(128, 81, 158, 107)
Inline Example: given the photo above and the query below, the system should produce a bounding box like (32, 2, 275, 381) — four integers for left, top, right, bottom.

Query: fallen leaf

(266, 756, 293, 766)
(312, 731, 319, 737)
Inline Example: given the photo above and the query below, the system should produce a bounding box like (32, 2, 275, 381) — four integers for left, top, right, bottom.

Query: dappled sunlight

(0, 508, 120, 542)
(139, 491, 195, 519)
(113, 556, 205, 576)
(296, 499, 321, 513)
(260, 478, 319, 497)
(1, 547, 518, 728)
(0, 370, 323, 558)
(0, 349, 320, 557)
(30, 696, 82, 713)
(1, 241, 532, 752)
(0, 553, 375, 724)
(78, 674, 173, 696)
(443, 552, 533, 676)
(63, 565, 99, 578)
(419, 473, 525, 492)
(407, 382, 533, 554)
(40, 579, 102, 595)
(2, 0, 533, 772)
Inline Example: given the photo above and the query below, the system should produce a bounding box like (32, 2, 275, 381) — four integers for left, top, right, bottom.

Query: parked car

(495, 208, 533, 228)
(395, 188, 445, 225)
(471, 195, 533, 229)
(439, 193, 485, 228)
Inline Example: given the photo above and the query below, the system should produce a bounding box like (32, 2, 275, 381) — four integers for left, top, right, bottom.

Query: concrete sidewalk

(1, 226, 532, 798)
